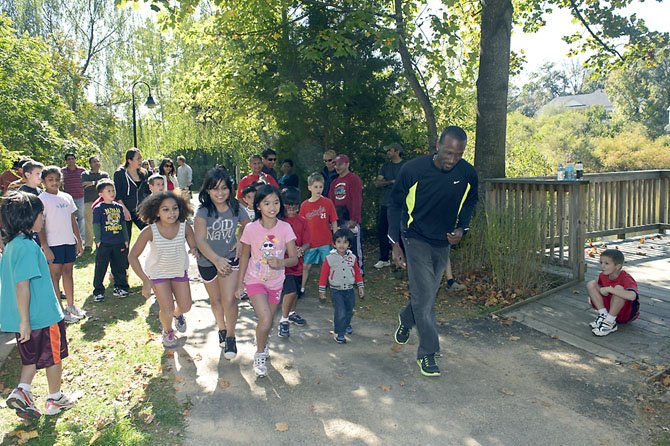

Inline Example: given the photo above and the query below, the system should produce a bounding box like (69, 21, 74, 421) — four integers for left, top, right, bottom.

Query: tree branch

(569, 0, 625, 62)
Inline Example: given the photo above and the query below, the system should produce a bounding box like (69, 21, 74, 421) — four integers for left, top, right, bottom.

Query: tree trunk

(394, 0, 437, 150)
(474, 0, 513, 179)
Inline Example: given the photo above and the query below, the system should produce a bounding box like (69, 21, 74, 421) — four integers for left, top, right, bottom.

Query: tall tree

(474, 0, 513, 180)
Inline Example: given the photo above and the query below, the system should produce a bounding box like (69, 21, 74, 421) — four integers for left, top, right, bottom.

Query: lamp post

(131, 80, 158, 148)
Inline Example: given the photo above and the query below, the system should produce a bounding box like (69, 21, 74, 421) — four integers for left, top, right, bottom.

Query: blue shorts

(49, 244, 76, 264)
(304, 245, 331, 265)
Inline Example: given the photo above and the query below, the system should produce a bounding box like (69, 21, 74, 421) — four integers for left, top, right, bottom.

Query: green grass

(0, 249, 186, 446)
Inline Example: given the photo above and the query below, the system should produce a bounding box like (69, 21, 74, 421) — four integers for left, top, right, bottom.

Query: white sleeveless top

(144, 222, 190, 279)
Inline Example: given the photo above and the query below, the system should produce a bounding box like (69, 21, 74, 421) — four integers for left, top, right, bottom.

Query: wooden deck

(507, 235, 670, 365)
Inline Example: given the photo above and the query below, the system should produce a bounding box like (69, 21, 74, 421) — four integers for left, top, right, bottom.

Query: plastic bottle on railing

(557, 163, 565, 181)
(575, 161, 584, 179)
(565, 160, 575, 181)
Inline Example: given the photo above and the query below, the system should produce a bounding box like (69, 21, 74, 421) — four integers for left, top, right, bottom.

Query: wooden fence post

(661, 172, 669, 234)
(616, 180, 627, 239)
(569, 181, 587, 281)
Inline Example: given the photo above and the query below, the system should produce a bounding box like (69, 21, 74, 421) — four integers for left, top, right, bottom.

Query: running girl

(194, 168, 250, 359)
(129, 191, 196, 348)
(236, 185, 298, 377)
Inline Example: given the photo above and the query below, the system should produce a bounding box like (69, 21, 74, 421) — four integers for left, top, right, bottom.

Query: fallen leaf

(165, 351, 175, 358)
(379, 384, 392, 392)
(143, 413, 156, 424)
(390, 344, 402, 353)
(89, 432, 102, 445)
(283, 363, 294, 370)
(182, 410, 190, 418)
(644, 405, 655, 413)
(193, 353, 203, 362)
(218, 379, 230, 389)
(15, 430, 39, 444)
(509, 336, 520, 341)
(275, 422, 289, 432)
(499, 388, 515, 396)
(501, 319, 514, 326)
(662, 375, 670, 387)
(175, 376, 185, 383)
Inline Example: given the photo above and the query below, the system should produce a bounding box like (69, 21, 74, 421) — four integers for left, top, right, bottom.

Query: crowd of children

(0, 152, 641, 419)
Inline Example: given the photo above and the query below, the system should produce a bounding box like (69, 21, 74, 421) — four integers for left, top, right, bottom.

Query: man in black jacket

(388, 126, 478, 377)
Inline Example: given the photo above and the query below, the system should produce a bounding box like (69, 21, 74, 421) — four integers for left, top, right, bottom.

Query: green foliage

(605, 50, 670, 139)
(593, 125, 670, 171)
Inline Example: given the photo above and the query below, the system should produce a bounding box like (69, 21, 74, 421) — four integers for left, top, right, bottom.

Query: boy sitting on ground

(587, 249, 639, 336)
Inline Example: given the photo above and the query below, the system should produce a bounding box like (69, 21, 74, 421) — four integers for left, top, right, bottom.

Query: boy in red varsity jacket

(587, 249, 640, 336)
(319, 228, 364, 344)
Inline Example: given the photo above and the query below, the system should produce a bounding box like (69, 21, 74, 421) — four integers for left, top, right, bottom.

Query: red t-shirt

(596, 270, 640, 323)
(283, 214, 311, 276)
(299, 196, 337, 248)
(236, 173, 279, 200)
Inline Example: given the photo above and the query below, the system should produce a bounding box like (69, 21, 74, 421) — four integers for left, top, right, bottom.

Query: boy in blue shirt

(0, 192, 75, 419)
(92, 179, 130, 301)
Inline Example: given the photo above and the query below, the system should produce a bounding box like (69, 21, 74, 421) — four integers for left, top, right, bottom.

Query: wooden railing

(484, 170, 670, 281)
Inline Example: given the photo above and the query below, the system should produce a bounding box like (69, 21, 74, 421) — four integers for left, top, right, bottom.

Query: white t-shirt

(39, 191, 78, 246)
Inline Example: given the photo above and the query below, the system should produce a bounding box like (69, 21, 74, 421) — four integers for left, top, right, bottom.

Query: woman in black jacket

(113, 148, 150, 236)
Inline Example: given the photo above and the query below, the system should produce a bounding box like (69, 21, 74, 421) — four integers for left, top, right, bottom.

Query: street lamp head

(145, 94, 157, 108)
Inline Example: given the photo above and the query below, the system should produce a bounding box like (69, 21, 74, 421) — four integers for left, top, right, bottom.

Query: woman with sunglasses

(321, 150, 338, 199)
(159, 158, 179, 192)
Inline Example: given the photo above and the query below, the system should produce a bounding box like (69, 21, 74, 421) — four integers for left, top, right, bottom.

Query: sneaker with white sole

(589, 313, 606, 329)
(93, 293, 105, 302)
(113, 288, 129, 298)
(394, 315, 411, 344)
(44, 392, 76, 415)
(218, 329, 227, 348)
(6, 387, 41, 420)
(162, 330, 177, 348)
(174, 315, 187, 333)
(592, 319, 618, 336)
(288, 312, 306, 326)
(253, 351, 267, 377)
(446, 281, 466, 292)
(66, 305, 86, 319)
(223, 337, 237, 360)
(278, 321, 290, 338)
(374, 260, 391, 269)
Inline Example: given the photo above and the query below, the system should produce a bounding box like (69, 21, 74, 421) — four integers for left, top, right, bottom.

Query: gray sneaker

(6, 387, 41, 420)
(253, 352, 267, 377)
(174, 315, 187, 333)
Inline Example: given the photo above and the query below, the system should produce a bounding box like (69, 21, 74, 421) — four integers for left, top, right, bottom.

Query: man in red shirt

(62, 153, 86, 244)
(236, 154, 279, 201)
(328, 154, 364, 272)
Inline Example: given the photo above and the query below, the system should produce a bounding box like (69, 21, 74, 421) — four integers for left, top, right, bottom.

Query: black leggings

(125, 211, 146, 239)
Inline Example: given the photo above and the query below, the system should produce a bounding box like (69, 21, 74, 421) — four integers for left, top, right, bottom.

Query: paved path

(173, 271, 651, 445)
(509, 236, 670, 364)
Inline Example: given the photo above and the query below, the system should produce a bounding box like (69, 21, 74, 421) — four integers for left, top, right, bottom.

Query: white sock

(18, 383, 31, 392)
(280, 317, 289, 323)
(598, 308, 608, 316)
(605, 314, 616, 324)
(288, 311, 296, 316)
(300, 288, 305, 293)
(47, 391, 63, 400)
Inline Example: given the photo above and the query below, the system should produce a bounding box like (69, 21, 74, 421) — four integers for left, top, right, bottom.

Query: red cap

(334, 154, 350, 164)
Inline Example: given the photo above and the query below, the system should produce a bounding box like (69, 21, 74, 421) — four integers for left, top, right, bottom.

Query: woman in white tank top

(129, 192, 196, 349)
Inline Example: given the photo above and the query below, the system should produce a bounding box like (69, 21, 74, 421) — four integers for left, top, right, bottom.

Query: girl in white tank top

(128, 192, 197, 349)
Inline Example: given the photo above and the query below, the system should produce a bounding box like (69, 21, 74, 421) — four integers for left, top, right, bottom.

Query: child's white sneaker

(589, 313, 606, 329)
(45, 392, 76, 415)
(592, 319, 618, 336)
(6, 387, 41, 420)
(253, 352, 267, 377)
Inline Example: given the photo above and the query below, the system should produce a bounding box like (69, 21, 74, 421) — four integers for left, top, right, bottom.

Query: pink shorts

(245, 283, 282, 305)
(152, 271, 189, 285)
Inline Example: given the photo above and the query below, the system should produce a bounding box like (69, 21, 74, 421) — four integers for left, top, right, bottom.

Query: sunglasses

(267, 158, 277, 162)
(323, 159, 334, 163)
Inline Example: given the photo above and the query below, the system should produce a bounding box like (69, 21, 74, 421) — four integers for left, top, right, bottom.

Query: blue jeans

(332, 288, 355, 336)
(399, 237, 451, 358)
(73, 197, 85, 244)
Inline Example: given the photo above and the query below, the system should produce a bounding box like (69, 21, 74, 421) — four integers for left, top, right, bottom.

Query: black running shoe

(278, 321, 290, 338)
(417, 354, 440, 377)
(288, 312, 306, 326)
(223, 337, 237, 360)
(394, 315, 410, 344)
(218, 329, 227, 348)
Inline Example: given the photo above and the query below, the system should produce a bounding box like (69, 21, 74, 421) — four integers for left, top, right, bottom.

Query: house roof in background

(538, 89, 614, 115)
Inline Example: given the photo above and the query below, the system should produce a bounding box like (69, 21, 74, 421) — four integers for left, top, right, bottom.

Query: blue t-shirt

(93, 202, 127, 245)
(0, 235, 64, 332)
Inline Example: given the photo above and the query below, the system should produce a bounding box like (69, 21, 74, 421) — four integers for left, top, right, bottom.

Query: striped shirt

(144, 222, 190, 279)
(61, 166, 85, 199)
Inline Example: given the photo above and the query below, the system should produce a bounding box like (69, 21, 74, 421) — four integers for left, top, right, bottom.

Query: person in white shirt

(176, 156, 193, 197)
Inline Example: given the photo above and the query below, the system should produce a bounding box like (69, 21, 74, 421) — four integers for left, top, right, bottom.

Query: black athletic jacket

(387, 155, 478, 247)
